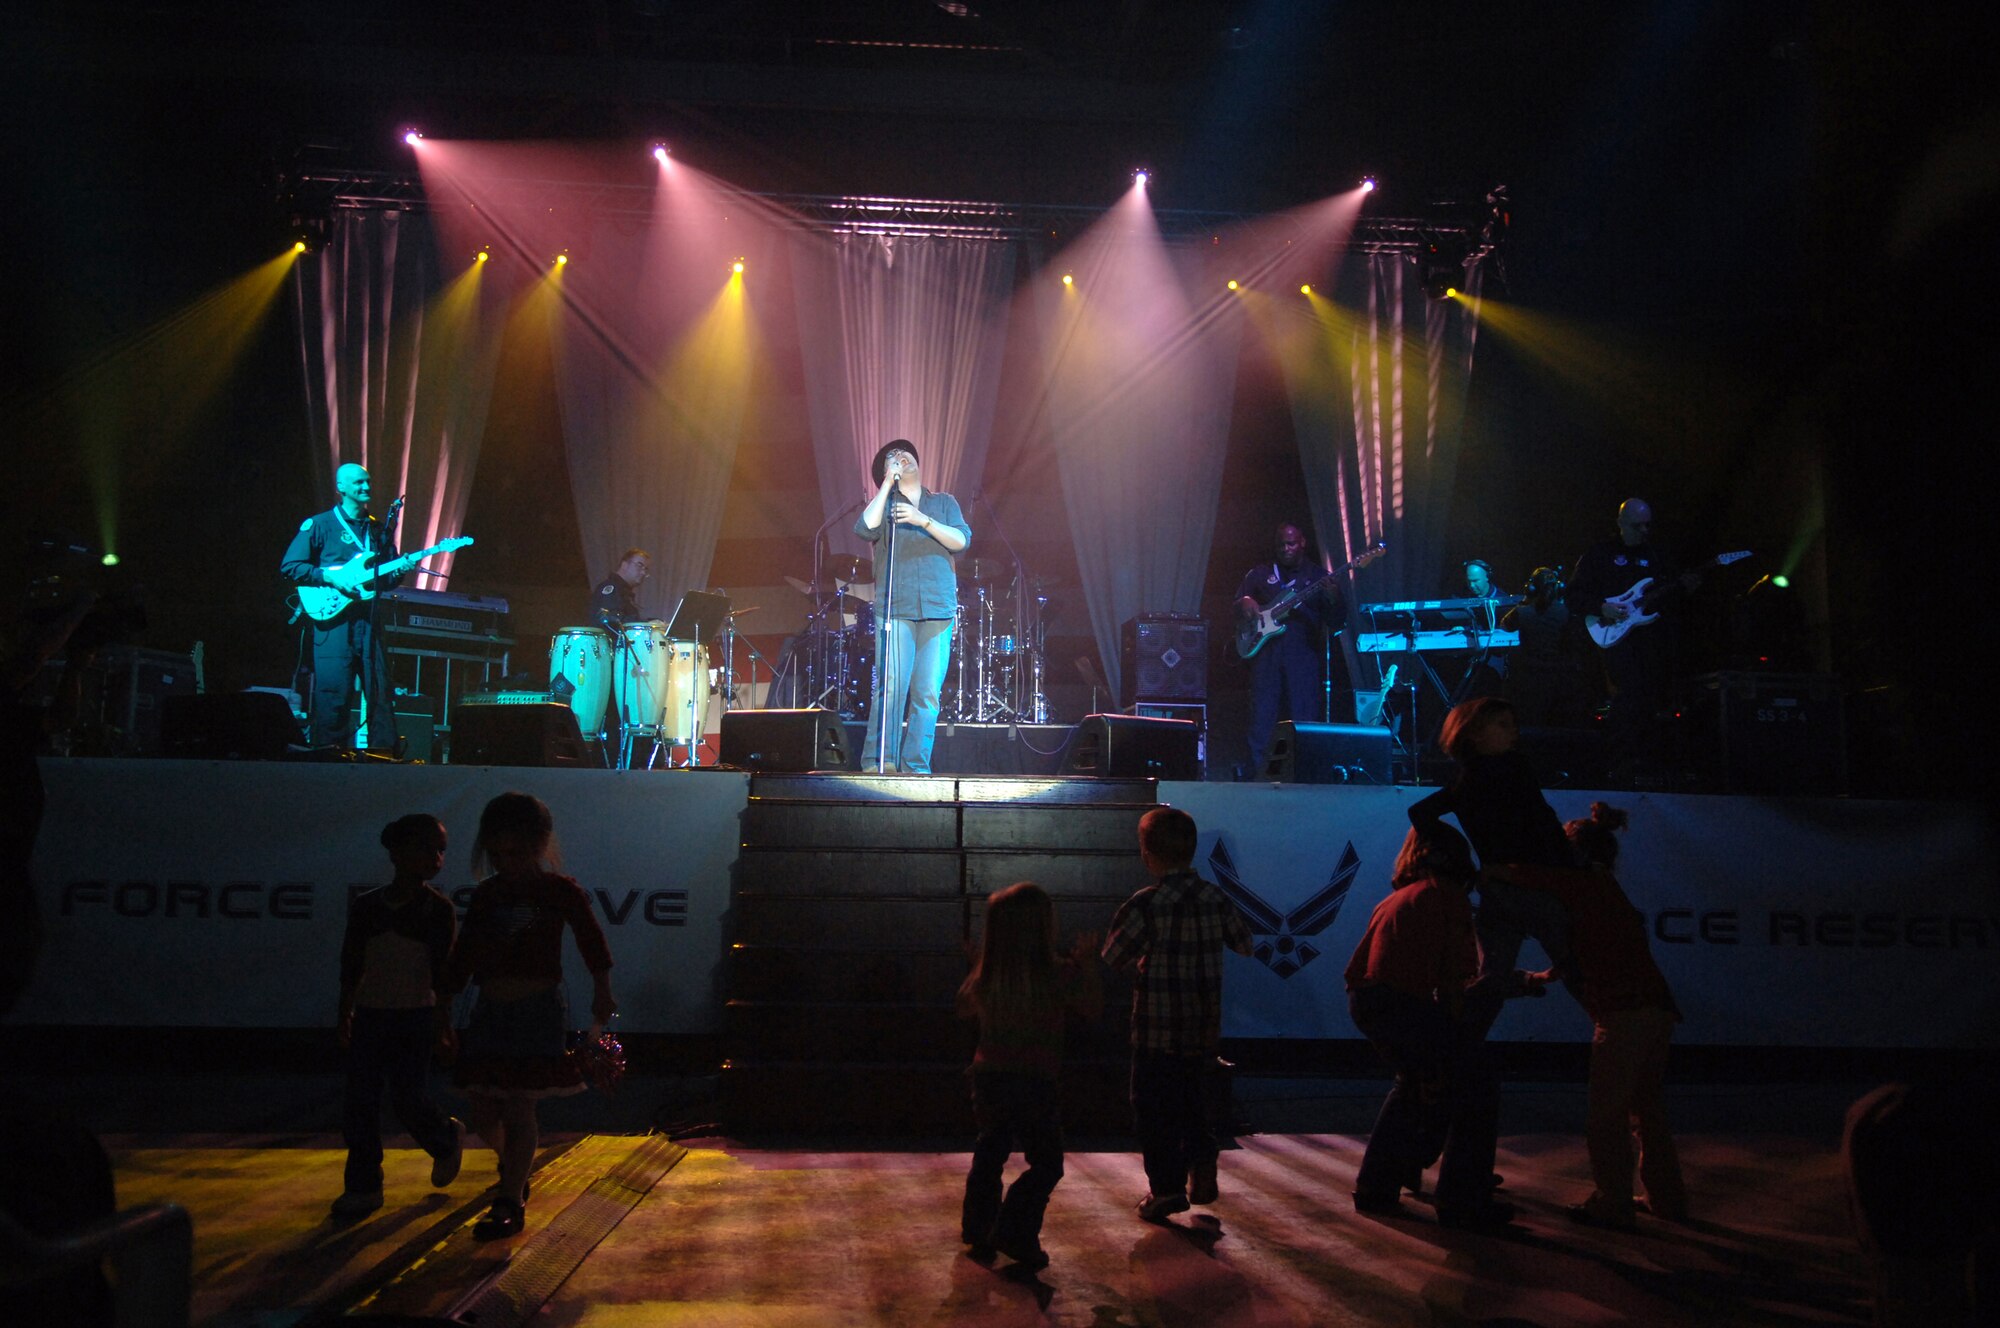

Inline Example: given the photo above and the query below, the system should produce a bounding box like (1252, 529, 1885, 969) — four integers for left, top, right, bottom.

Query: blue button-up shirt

(854, 489, 971, 620)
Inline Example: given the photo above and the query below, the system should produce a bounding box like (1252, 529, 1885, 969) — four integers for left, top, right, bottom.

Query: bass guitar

(1584, 549, 1751, 649)
(1235, 541, 1386, 659)
(292, 536, 476, 623)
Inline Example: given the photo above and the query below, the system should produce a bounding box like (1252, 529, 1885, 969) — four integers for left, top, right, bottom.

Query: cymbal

(837, 579, 875, 604)
(783, 575, 817, 598)
(827, 555, 874, 585)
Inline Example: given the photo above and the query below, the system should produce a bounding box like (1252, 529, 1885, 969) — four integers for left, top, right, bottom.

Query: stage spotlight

(1227, 279, 1240, 291)
(1772, 574, 1790, 589)
(732, 259, 745, 274)
(652, 143, 670, 163)
(1061, 274, 1073, 287)
(101, 553, 120, 568)
(1419, 235, 1468, 300)
(555, 252, 569, 267)
(292, 241, 307, 255)
(1133, 167, 1150, 187)
(403, 128, 424, 146)
(1300, 284, 1312, 295)
(475, 248, 489, 264)
(1361, 176, 1378, 193)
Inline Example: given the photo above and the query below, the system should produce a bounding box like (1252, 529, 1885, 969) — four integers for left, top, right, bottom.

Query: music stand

(667, 591, 731, 645)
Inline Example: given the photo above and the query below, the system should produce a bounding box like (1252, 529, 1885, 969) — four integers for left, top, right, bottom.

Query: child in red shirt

(1489, 802, 1687, 1229)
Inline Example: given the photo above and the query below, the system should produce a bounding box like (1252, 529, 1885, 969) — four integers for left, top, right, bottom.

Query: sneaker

(330, 1189, 384, 1220)
(1435, 1199, 1517, 1231)
(992, 1234, 1050, 1271)
(1188, 1157, 1219, 1205)
(431, 1117, 464, 1188)
(1351, 1189, 1404, 1216)
(1137, 1191, 1191, 1223)
(472, 1198, 525, 1241)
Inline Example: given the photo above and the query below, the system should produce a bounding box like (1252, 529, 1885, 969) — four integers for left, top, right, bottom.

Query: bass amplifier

(1688, 671, 1845, 795)
(1120, 614, 1207, 706)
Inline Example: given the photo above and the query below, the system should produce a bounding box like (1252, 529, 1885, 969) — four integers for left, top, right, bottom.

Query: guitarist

(281, 463, 402, 753)
(1564, 498, 1697, 784)
(1233, 523, 1349, 779)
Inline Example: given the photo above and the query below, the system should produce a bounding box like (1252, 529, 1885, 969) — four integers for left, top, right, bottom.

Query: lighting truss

(282, 168, 1499, 258)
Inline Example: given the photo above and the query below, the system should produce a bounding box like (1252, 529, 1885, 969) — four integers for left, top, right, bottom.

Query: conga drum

(660, 642, 710, 744)
(612, 621, 673, 731)
(548, 626, 613, 736)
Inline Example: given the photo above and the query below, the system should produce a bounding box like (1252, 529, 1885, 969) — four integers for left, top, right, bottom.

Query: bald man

(1564, 498, 1696, 784)
(281, 463, 403, 753)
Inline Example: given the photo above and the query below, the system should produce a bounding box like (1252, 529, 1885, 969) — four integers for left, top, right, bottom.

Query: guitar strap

(333, 507, 369, 560)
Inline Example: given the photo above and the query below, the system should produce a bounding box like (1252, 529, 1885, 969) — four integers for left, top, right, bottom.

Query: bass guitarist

(281, 462, 402, 754)
(1564, 497, 1698, 784)
(1234, 523, 1350, 779)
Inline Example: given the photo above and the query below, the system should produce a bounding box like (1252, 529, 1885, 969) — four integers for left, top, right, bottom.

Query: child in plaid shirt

(1101, 806, 1254, 1221)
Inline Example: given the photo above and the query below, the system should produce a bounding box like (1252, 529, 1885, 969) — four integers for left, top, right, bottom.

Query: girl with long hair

(447, 793, 616, 1240)
(956, 882, 1100, 1270)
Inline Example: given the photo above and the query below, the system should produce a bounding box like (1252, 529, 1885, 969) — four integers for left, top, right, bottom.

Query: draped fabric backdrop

(551, 212, 764, 619)
(293, 210, 504, 588)
(792, 235, 1015, 562)
(1034, 226, 1243, 702)
(1286, 254, 1485, 682)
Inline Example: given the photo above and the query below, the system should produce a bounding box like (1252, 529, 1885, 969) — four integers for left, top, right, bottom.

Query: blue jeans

(342, 1006, 457, 1193)
(962, 1070, 1065, 1249)
(1131, 1051, 1215, 1199)
(862, 616, 953, 773)
(1348, 985, 1499, 1210)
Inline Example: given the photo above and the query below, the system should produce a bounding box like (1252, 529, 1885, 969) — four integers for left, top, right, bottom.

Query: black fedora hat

(870, 439, 919, 486)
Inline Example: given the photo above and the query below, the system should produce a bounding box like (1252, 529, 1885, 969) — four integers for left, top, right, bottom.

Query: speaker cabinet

(160, 692, 304, 760)
(720, 708, 854, 772)
(1060, 713, 1201, 780)
(1120, 615, 1207, 706)
(1263, 721, 1394, 784)
(448, 701, 590, 767)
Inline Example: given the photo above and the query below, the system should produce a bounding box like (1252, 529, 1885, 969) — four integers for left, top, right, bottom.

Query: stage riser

(736, 849, 963, 897)
(964, 853, 1138, 898)
(747, 773, 1157, 806)
(741, 802, 960, 849)
(732, 896, 968, 949)
(724, 1000, 1133, 1063)
(728, 947, 970, 1003)
(962, 805, 1150, 852)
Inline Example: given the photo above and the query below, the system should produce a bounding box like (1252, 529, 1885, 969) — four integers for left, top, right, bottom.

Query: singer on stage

(854, 439, 970, 774)
(280, 462, 401, 753)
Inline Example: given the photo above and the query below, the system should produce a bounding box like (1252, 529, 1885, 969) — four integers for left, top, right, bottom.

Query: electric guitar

(1234, 541, 1387, 659)
(1584, 549, 1751, 649)
(293, 536, 475, 623)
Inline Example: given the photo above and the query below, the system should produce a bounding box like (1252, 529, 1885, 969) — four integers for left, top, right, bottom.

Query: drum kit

(781, 555, 1054, 724)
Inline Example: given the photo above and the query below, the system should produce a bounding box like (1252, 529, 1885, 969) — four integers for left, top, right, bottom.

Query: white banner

(25, 760, 746, 1034)
(1157, 783, 2000, 1047)
(26, 761, 1997, 1047)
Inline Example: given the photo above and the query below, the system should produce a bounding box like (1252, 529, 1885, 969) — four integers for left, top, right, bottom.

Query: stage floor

(96, 1078, 1873, 1327)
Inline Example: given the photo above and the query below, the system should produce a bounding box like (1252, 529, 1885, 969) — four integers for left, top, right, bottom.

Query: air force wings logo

(1208, 837, 1362, 979)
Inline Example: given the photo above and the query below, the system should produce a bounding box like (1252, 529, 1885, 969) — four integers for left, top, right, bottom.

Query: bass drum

(612, 621, 674, 731)
(660, 641, 710, 744)
(548, 626, 613, 737)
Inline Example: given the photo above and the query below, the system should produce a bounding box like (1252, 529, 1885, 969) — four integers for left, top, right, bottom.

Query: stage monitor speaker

(161, 692, 304, 760)
(721, 708, 853, 772)
(393, 709, 436, 764)
(448, 701, 590, 767)
(1120, 614, 1207, 706)
(1059, 713, 1201, 781)
(1263, 721, 1394, 785)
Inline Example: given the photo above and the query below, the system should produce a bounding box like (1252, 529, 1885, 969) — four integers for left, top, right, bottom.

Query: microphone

(388, 495, 405, 512)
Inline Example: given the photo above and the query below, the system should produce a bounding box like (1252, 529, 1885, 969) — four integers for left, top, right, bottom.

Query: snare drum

(612, 621, 674, 731)
(661, 642, 710, 743)
(549, 626, 614, 735)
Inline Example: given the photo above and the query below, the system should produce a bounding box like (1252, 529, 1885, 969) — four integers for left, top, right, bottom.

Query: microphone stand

(874, 488, 900, 773)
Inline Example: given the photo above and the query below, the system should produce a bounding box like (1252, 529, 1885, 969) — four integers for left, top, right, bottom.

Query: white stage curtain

(791, 234, 1015, 563)
(293, 210, 503, 588)
(550, 214, 763, 621)
(1291, 255, 1485, 679)
(1033, 235, 1243, 703)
